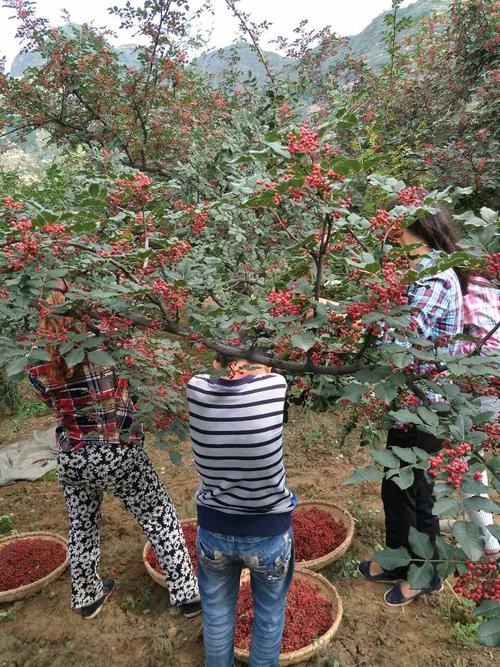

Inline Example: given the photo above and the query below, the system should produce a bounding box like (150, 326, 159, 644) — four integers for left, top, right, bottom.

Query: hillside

(9, 0, 450, 79)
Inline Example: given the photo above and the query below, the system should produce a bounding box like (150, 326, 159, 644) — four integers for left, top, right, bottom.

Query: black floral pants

(57, 443, 199, 609)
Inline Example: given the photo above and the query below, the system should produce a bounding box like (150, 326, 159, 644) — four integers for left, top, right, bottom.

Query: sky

(0, 0, 415, 72)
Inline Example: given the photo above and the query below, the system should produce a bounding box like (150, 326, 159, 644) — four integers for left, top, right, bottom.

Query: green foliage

(0, 610, 16, 623)
(453, 620, 481, 647)
(0, 514, 14, 538)
(123, 589, 152, 612)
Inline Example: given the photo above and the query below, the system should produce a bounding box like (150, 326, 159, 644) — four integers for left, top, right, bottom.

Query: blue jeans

(196, 526, 294, 667)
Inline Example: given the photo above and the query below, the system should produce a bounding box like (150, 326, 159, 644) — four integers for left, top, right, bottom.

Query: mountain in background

(10, 0, 450, 79)
(193, 0, 450, 80)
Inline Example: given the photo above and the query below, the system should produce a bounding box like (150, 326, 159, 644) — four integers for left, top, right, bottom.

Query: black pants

(381, 426, 443, 580)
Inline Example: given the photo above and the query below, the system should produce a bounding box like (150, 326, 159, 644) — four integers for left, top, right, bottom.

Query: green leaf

(480, 207, 498, 225)
(374, 382, 398, 404)
(290, 331, 316, 352)
(264, 142, 290, 159)
(372, 547, 411, 570)
(436, 561, 455, 582)
(452, 521, 484, 561)
(392, 467, 414, 490)
(390, 409, 422, 426)
(370, 449, 400, 469)
(463, 496, 500, 513)
(408, 526, 434, 559)
(343, 466, 384, 485)
(487, 525, 500, 541)
(5, 356, 27, 377)
(476, 616, 500, 647)
(460, 477, 490, 495)
(88, 350, 116, 366)
(416, 406, 440, 428)
(28, 349, 51, 362)
(390, 446, 416, 464)
(408, 562, 433, 589)
(473, 600, 500, 619)
(340, 383, 365, 404)
(432, 497, 460, 517)
(169, 450, 182, 466)
(64, 347, 85, 368)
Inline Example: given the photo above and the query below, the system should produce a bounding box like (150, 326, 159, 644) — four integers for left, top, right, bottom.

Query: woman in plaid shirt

(360, 204, 467, 606)
(27, 287, 201, 620)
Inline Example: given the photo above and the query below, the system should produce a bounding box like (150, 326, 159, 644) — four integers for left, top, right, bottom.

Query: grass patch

(123, 588, 152, 612)
(0, 514, 14, 538)
(0, 610, 16, 623)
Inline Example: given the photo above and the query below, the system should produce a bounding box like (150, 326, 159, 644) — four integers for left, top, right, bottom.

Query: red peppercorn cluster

(235, 578, 333, 652)
(150, 278, 189, 314)
(109, 171, 153, 213)
(0, 537, 66, 591)
(146, 522, 198, 576)
(397, 186, 427, 206)
(428, 441, 472, 488)
(286, 125, 319, 155)
(267, 289, 305, 317)
(453, 559, 500, 603)
(480, 422, 500, 449)
(293, 508, 347, 561)
(486, 252, 500, 280)
(2, 196, 23, 211)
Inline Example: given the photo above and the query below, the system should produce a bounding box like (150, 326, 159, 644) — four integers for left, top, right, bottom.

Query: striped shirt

(187, 372, 295, 536)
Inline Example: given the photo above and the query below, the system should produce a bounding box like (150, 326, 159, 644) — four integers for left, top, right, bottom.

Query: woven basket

(143, 518, 196, 589)
(234, 569, 343, 666)
(0, 531, 68, 603)
(295, 501, 355, 571)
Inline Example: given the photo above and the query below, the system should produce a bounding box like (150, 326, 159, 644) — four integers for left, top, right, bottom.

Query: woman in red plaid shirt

(27, 287, 201, 620)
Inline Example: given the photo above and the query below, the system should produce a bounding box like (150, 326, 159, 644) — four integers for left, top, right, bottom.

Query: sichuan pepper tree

(0, 0, 499, 645)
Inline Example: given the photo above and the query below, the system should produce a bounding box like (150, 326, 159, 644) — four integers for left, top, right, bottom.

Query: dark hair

(215, 351, 237, 368)
(388, 200, 468, 295)
(215, 332, 268, 369)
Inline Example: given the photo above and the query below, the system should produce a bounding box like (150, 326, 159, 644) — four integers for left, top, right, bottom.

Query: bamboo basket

(234, 569, 343, 666)
(143, 518, 196, 589)
(294, 501, 355, 572)
(0, 531, 68, 603)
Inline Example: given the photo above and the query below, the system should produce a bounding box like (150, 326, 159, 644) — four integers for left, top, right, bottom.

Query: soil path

(0, 412, 495, 667)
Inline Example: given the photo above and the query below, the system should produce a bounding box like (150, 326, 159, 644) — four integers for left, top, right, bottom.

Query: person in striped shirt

(187, 351, 296, 667)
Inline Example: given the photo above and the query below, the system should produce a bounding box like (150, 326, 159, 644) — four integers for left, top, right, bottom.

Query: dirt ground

(0, 408, 497, 667)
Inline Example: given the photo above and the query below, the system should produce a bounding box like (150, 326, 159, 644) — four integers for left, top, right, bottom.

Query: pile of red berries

(454, 559, 500, 603)
(235, 578, 333, 653)
(293, 508, 347, 561)
(0, 537, 66, 591)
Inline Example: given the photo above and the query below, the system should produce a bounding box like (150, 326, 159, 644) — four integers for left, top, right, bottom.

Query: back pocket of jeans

(196, 534, 232, 572)
(246, 531, 292, 582)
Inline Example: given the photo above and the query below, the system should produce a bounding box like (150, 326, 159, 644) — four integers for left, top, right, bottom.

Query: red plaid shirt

(27, 362, 144, 452)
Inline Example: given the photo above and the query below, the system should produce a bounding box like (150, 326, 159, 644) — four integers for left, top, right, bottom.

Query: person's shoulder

(26, 362, 49, 378)
(187, 374, 210, 387)
(259, 372, 287, 388)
